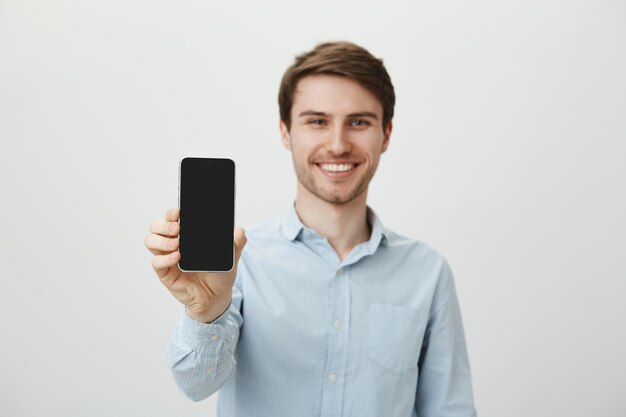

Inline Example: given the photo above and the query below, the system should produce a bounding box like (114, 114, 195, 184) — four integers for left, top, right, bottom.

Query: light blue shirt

(167, 205, 477, 417)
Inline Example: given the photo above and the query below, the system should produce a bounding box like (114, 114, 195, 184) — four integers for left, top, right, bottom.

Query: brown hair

(278, 41, 395, 131)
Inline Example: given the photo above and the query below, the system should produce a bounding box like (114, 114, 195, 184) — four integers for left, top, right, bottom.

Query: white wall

(1, 0, 625, 416)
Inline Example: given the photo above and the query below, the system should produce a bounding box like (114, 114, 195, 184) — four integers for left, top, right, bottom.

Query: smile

(319, 163, 356, 172)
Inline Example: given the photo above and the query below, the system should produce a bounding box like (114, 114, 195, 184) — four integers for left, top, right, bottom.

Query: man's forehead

(292, 75, 383, 116)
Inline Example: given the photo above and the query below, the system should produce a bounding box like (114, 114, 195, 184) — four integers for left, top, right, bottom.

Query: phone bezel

(177, 157, 236, 273)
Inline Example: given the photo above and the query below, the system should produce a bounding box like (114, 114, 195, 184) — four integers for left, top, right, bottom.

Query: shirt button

(337, 267, 344, 275)
(328, 373, 337, 383)
(211, 335, 220, 341)
(334, 320, 343, 329)
(206, 367, 213, 374)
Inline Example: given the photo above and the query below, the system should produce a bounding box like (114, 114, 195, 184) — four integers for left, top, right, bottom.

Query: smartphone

(178, 157, 235, 272)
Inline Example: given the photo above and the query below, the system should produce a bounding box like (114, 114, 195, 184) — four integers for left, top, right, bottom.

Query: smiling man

(280, 72, 392, 261)
(146, 41, 477, 417)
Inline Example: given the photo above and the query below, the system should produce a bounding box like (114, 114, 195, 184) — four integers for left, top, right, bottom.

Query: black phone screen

(178, 157, 235, 272)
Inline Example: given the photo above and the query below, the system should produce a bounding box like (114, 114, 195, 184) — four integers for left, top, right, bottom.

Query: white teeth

(320, 163, 355, 172)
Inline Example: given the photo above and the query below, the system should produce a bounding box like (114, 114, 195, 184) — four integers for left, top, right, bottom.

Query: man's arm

(415, 260, 477, 417)
(144, 207, 247, 401)
(166, 279, 243, 402)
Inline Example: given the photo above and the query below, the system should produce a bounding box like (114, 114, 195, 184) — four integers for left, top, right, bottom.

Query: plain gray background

(1, 0, 625, 416)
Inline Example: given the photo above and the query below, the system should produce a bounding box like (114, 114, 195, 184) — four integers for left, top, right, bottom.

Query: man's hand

(145, 208, 247, 323)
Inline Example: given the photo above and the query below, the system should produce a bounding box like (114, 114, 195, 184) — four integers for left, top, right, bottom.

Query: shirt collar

(279, 203, 388, 249)
(280, 203, 305, 241)
(365, 205, 389, 251)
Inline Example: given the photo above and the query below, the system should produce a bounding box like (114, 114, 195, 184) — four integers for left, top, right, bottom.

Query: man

(145, 41, 477, 417)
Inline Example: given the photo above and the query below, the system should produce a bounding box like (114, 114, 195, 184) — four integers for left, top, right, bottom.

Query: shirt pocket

(367, 303, 429, 374)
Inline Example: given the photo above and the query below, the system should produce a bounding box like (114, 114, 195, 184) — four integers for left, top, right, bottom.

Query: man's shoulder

(242, 216, 285, 241)
(382, 226, 431, 251)
(382, 227, 450, 267)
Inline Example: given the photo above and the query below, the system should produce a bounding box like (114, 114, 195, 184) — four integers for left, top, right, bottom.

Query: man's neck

(294, 186, 371, 262)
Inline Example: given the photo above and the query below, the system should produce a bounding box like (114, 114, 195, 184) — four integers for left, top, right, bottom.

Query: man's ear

(279, 119, 292, 150)
(381, 120, 393, 153)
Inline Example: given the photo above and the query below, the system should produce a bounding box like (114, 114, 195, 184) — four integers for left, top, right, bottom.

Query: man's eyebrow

(347, 112, 379, 119)
(297, 110, 379, 119)
(298, 110, 328, 117)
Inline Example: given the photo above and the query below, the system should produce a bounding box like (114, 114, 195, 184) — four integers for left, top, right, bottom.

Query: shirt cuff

(180, 306, 231, 350)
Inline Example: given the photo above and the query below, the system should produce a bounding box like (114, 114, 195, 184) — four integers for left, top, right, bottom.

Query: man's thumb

(234, 227, 247, 263)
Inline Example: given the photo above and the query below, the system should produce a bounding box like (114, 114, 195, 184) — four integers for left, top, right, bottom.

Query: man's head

(278, 41, 396, 206)
(278, 41, 395, 132)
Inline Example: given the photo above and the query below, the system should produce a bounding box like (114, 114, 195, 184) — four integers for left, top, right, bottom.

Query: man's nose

(325, 126, 352, 155)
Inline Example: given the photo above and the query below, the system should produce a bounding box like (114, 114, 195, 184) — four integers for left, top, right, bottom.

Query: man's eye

(310, 119, 325, 125)
(352, 119, 369, 126)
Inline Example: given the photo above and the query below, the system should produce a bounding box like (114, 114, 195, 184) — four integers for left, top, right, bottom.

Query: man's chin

(315, 188, 366, 205)
(323, 196, 353, 205)
(296, 171, 369, 205)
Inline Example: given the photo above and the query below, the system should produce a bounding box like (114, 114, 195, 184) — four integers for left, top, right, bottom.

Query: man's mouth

(318, 163, 357, 173)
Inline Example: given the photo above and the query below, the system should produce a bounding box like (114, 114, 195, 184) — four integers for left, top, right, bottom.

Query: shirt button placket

(321, 265, 348, 416)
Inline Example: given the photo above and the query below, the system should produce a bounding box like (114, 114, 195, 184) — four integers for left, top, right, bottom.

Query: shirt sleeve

(415, 259, 477, 417)
(166, 277, 244, 402)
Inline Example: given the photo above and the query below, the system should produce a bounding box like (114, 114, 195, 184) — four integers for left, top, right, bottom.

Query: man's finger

(144, 234, 166, 255)
(151, 251, 180, 280)
(145, 233, 179, 253)
(165, 208, 180, 222)
(150, 219, 179, 237)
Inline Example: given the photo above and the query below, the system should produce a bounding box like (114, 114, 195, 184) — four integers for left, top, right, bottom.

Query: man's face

(280, 74, 392, 205)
